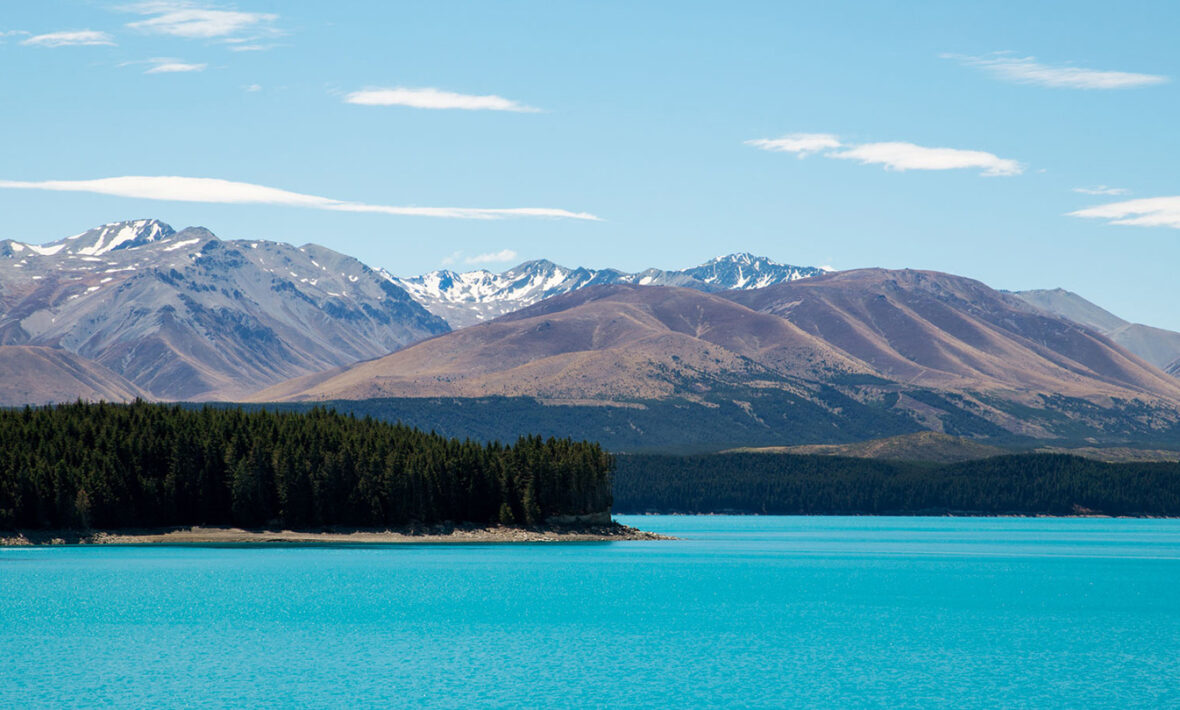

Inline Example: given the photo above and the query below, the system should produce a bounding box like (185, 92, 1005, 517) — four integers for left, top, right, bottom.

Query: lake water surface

(2, 516, 1178, 708)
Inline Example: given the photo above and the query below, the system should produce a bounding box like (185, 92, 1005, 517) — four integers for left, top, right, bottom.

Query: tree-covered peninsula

(0, 402, 613, 531)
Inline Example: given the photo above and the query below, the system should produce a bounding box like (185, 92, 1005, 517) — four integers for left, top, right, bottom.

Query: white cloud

(143, 57, 206, 73)
(21, 30, 116, 47)
(123, 1, 279, 41)
(440, 250, 463, 266)
(467, 249, 518, 264)
(243, 83, 262, 92)
(118, 57, 207, 73)
(1069, 196, 1180, 229)
(830, 141, 1023, 176)
(747, 133, 1023, 176)
(946, 53, 1168, 90)
(0, 176, 601, 221)
(344, 87, 540, 112)
(1073, 185, 1128, 196)
(744, 133, 842, 156)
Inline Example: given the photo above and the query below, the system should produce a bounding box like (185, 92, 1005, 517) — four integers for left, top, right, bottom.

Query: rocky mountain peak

(59, 219, 176, 256)
(707, 252, 766, 265)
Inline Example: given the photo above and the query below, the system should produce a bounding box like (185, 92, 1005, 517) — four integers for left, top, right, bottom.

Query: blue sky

(3, 1, 1180, 328)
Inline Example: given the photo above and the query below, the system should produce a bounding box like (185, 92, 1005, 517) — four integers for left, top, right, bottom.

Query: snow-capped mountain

(677, 252, 826, 290)
(0, 219, 174, 258)
(393, 253, 826, 328)
(0, 220, 448, 400)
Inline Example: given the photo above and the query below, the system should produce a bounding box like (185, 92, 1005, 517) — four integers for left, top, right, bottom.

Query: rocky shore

(0, 521, 671, 546)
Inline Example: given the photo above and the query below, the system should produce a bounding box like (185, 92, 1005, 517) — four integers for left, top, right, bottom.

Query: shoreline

(0, 521, 672, 546)
(616, 511, 1174, 518)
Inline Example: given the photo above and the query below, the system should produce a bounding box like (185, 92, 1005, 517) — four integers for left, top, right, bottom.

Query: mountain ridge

(392, 252, 827, 328)
(255, 274, 1180, 444)
(726, 268, 1180, 401)
(1012, 288, 1180, 377)
(251, 284, 875, 402)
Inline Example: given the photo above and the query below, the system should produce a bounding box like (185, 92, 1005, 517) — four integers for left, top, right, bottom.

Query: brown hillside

(726, 268, 1180, 402)
(251, 285, 873, 402)
(253, 274, 1180, 442)
(0, 346, 149, 406)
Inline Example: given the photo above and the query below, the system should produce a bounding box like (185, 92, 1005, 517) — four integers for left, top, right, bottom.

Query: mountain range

(258, 270, 1180, 444)
(0, 227, 833, 401)
(5, 218, 1180, 450)
(393, 257, 1180, 384)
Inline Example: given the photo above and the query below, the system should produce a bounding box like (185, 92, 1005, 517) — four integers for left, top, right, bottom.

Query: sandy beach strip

(0, 522, 671, 546)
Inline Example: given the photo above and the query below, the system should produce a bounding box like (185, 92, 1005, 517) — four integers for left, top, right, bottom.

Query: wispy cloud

(243, 83, 262, 92)
(830, 142, 1023, 176)
(119, 57, 207, 73)
(21, 30, 116, 47)
(122, 1, 280, 42)
(1069, 196, 1180, 229)
(146, 61, 206, 73)
(945, 53, 1168, 89)
(0, 176, 601, 221)
(344, 87, 541, 112)
(440, 250, 463, 267)
(1073, 185, 1128, 196)
(144, 57, 206, 73)
(744, 133, 841, 157)
(0, 30, 31, 43)
(466, 249, 518, 264)
(747, 133, 1023, 176)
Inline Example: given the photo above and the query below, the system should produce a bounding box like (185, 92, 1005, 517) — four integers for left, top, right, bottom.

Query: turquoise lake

(2, 516, 1179, 708)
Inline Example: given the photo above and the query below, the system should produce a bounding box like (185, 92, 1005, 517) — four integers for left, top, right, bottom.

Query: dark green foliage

(0, 401, 612, 530)
(614, 453, 1180, 517)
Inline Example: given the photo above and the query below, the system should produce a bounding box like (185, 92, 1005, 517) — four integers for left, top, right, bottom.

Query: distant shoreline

(616, 511, 1175, 518)
(0, 522, 671, 546)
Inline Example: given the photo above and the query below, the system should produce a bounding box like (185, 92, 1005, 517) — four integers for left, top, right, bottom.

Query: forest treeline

(614, 453, 1180, 516)
(0, 401, 613, 530)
